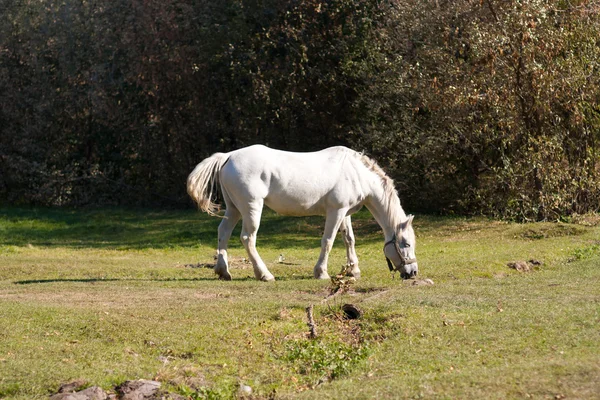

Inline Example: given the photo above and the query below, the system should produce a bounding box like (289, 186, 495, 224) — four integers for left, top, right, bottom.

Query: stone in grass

(115, 380, 161, 400)
(411, 278, 434, 286)
(51, 379, 188, 400)
(238, 383, 253, 396)
(50, 386, 107, 400)
(507, 259, 542, 273)
(58, 380, 88, 393)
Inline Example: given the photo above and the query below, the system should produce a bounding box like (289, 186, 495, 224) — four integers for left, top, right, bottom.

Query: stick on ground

(306, 304, 317, 339)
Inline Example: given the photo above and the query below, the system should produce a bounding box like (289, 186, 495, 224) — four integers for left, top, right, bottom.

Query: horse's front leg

(340, 215, 360, 278)
(314, 209, 347, 279)
(215, 207, 241, 280)
(240, 201, 275, 282)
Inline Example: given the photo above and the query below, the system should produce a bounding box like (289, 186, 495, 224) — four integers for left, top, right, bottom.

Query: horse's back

(228, 144, 354, 162)
(224, 145, 355, 179)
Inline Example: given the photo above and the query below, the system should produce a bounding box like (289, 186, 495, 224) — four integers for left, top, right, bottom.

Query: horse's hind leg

(240, 200, 275, 282)
(340, 216, 360, 278)
(215, 206, 241, 280)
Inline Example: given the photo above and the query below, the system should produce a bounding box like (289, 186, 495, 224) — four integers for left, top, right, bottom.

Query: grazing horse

(187, 145, 417, 281)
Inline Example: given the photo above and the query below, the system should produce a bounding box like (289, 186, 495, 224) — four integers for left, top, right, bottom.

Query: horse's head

(384, 215, 418, 279)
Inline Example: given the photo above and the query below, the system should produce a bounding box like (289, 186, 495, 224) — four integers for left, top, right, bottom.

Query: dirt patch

(515, 223, 587, 240)
(507, 259, 542, 272)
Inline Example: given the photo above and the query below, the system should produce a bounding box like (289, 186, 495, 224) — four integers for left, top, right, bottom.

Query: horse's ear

(399, 215, 414, 231)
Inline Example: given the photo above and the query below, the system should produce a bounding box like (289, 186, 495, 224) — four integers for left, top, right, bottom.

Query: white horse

(187, 145, 417, 281)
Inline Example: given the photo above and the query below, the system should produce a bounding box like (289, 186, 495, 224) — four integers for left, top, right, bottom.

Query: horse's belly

(264, 194, 326, 216)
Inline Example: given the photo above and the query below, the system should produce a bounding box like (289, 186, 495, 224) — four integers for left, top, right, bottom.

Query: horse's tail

(187, 152, 230, 216)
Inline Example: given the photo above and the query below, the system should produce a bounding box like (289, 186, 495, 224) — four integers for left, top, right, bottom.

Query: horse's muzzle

(400, 263, 418, 280)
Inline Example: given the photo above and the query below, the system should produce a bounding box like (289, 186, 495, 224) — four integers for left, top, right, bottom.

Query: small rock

(411, 278, 434, 286)
(508, 260, 542, 272)
(238, 383, 252, 396)
(50, 394, 83, 400)
(508, 261, 530, 272)
(77, 387, 108, 400)
(116, 380, 161, 400)
(50, 387, 107, 400)
(50, 394, 86, 400)
(58, 380, 87, 393)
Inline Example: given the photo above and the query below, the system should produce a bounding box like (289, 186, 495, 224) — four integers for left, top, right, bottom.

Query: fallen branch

(306, 304, 317, 339)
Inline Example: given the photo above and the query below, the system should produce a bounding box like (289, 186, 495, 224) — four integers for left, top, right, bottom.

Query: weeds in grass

(568, 243, 600, 262)
(186, 386, 229, 400)
(284, 339, 369, 382)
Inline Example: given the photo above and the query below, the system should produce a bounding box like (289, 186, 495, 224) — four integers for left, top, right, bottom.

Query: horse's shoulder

(326, 145, 352, 151)
(322, 145, 359, 157)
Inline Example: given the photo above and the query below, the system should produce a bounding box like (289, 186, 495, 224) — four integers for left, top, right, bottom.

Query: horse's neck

(364, 185, 406, 242)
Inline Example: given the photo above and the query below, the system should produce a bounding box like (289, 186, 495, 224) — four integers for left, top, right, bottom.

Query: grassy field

(0, 207, 599, 399)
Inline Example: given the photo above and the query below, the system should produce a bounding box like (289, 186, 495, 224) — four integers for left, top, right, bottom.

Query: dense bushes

(1, 0, 599, 219)
(374, 0, 600, 220)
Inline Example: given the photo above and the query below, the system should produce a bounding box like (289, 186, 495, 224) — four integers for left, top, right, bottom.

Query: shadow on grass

(13, 275, 315, 285)
(13, 277, 217, 285)
(0, 207, 385, 250)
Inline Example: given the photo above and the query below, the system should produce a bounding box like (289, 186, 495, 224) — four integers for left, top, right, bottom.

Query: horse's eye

(405, 243, 411, 248)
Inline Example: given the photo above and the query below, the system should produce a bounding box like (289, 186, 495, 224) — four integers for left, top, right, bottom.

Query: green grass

(0, 207, 599, 399)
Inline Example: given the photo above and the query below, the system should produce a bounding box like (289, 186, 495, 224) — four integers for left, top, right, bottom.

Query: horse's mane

(357, 152, 407, 230)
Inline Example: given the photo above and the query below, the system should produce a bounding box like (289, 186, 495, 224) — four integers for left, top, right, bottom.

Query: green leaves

(284, 339, 369, 381)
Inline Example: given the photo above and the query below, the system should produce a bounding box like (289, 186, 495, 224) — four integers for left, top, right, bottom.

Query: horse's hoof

(344, 268, 361, 279)
(315, 273, 330, 280)
(217, 272, 232, 281)
(260, 274, 275, 282)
